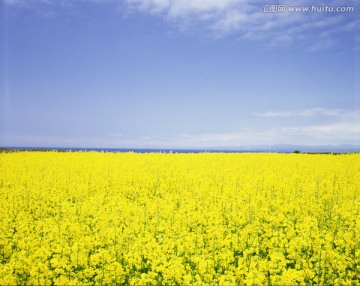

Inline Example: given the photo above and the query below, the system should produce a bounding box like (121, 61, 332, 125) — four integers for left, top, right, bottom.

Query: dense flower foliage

(0, 152, 359, 284)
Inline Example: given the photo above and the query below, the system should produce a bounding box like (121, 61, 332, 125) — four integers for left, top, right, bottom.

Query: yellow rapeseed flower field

(0, 151, 359, 284)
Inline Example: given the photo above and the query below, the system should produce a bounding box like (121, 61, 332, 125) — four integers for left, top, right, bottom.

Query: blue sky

(0, 0, 359, 148)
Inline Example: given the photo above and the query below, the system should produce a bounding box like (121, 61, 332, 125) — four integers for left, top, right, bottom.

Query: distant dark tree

(293, 150, 301, 154)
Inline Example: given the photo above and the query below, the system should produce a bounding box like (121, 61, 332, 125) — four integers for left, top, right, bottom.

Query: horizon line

(1, 145, 360, 153)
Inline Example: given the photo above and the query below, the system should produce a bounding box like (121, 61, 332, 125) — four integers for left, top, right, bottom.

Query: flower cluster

(0, 152, 359, 284)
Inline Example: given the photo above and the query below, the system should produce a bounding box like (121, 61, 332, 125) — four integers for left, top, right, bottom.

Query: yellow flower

(0, 152, 359, 284)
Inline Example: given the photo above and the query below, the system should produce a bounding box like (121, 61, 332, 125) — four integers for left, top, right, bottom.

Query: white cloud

(253, 107, 358, 118)
(4, 0, 358, 49)
(126, 0, 170, 14)
(105, 108, 359, 147)
(123, 0, 359, 49)
(127, 0, 244, 15)
(172, 123, 360, 147)
(3, 106, 358, 148)
(101, 107, 359, 147)
(2, 119, 359, 148)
